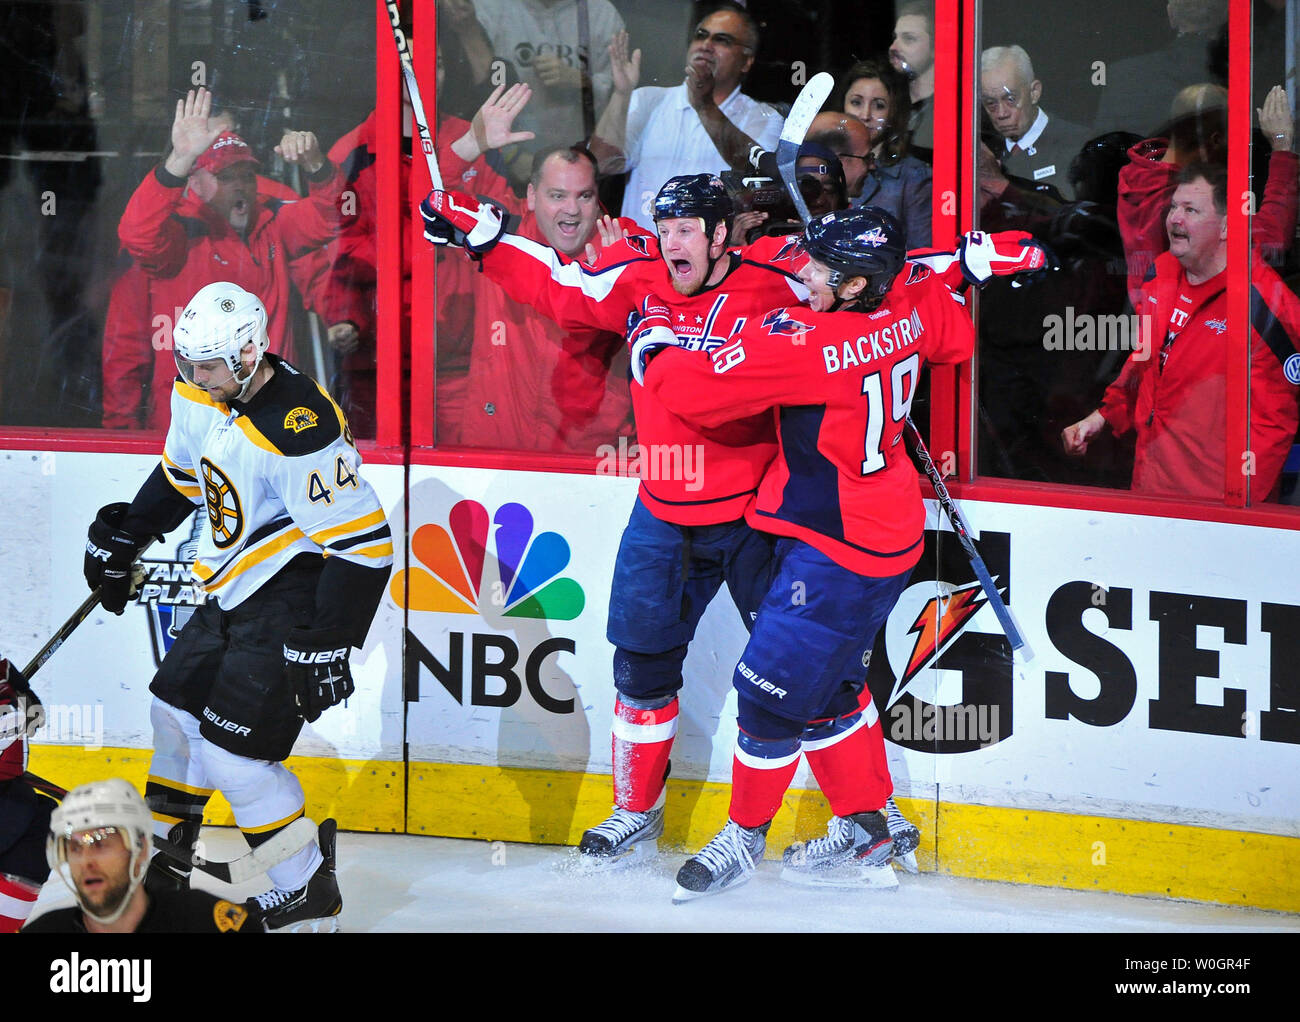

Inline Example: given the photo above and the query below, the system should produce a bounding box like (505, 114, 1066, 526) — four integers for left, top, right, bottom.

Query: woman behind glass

(841, 58, 932, 248)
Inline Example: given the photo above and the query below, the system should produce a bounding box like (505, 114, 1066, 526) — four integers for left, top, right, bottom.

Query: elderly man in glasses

(980, 44, 1090, 200)
(589, 1, 784, 231)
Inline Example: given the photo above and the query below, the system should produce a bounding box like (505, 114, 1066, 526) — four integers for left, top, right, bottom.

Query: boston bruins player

(82, 282, 393, 931)
(25, 778, 262, 933)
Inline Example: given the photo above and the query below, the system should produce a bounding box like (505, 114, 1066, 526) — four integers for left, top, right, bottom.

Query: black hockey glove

(283, 627, 354, 723)
(84, 503, 150, 615)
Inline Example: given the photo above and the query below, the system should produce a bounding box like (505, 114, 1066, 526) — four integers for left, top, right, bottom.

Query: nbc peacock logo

(391, 499, 585, 621)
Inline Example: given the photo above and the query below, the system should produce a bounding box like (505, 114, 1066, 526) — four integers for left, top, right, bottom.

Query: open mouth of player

(555, 218, 582, 240)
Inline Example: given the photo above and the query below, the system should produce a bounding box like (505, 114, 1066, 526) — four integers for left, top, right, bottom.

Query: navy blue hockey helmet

(799, 206, 907, 310)
(652, 173, 735, 235)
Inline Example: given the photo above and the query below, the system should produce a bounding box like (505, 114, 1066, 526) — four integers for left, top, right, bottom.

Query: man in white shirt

(471, 0, 625, 184)
(980, 44, 1090, 200)
(590, 2, 784, 231)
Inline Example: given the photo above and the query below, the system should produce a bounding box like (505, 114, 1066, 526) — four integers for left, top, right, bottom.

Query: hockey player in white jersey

(82, 282, 393, 931)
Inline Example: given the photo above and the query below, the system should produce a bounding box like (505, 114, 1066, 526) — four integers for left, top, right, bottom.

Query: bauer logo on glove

(283, 627, 354, 723)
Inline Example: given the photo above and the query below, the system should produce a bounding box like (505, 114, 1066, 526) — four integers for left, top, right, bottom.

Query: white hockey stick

(178, 817, 319, 885)
(383, 0, 444, 190)
(775, 71, 835, 224)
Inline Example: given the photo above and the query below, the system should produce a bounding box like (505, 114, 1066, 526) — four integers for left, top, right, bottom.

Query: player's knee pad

(612, 646, 688, 703)
(198, 742, 304, 832)
(735, 692, 805, 743)
(147, 698, 213, 836)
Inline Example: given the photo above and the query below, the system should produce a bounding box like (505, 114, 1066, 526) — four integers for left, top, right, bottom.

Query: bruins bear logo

(201, 458, 243, 548)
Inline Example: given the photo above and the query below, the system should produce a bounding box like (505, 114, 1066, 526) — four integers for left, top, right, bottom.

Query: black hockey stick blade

(156, 816, 319, 885)
(904, 418, 1034, 661)
(775, 71, 835, 225)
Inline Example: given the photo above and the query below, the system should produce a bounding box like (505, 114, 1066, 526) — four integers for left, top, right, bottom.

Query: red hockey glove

(956, 230, 1057, 287)
(419, 189, 507, 255)
(628, 297, 690, 386)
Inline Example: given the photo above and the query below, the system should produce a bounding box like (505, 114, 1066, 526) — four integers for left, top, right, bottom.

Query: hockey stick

(21, 772, 319, 885)
(3, 539, 157, 697)
(775, 71, 835, 225)
(904, 417, 1034, 661)
(383, 0, 444, 189)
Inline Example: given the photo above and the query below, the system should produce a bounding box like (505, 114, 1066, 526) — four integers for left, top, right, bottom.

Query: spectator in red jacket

(440, 116, 638, 451)
(1117, 83, 1297, 310)
(115, 87, 344, 400)
(102, 172, 330, 431)
(1063, 164, 1300, 501)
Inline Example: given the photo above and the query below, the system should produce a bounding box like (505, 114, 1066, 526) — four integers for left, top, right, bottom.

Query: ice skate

(575, 790, 665, 872)
(884, 797, 920, 873)
(672, 819, 769, 903)
(246, 818, 342, 932)
(780, 811, 899, 890)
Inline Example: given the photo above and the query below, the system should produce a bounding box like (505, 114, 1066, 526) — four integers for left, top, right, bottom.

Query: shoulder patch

(242, 360, 344, 457)
(284, 406, 320, 433)
(213, 899, 250, 932)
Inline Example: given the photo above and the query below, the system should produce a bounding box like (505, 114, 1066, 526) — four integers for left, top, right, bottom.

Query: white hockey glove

(955, 230, 1057, 287)
(628, 298, 691, 386)
(284, 627, 354, 723)
(419, 188, 507, 255)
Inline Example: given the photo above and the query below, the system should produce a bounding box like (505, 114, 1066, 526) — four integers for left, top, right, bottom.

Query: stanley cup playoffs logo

(130, 511, 211, 666)
(866, 527, 1014, 754)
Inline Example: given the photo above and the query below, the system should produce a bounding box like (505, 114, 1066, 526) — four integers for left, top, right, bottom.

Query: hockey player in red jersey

(632, 207, 975, 898)
(422, 173, 806, 867)
(0, 661, 53, 932)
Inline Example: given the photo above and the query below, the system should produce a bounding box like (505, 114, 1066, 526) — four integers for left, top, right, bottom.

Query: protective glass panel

(1248, 7, 1300, 508)
(0, 1, 375, 434)
(973, 0, 1234, 498)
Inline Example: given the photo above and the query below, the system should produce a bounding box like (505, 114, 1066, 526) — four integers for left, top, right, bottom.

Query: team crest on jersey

(201, 458, 244, 548)
(284, 406, 319, 433)
(213, 900, 250, 932)
(1204, 317, 1227, 335)
(624, 235, 651, 257)
(866, 527, 1015, 754)
(762, 308, 812, 337)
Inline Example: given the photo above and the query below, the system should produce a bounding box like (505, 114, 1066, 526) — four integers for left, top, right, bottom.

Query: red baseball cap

(192, 132, 260, 175)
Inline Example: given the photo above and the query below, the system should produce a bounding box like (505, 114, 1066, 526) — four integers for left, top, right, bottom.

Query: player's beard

(79, 871, 133, 920)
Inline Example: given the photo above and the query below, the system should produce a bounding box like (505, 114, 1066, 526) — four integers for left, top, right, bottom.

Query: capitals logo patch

(761, 308, 812, 337)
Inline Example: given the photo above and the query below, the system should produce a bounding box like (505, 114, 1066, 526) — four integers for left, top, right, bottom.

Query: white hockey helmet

(46, 777, 154, 924)
(173, 281, 270, 400)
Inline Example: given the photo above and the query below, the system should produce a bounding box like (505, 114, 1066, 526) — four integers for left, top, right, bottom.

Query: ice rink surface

(30, 825, 1296, 934)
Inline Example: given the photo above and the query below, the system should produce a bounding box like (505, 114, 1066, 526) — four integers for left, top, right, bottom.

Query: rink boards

(3, 450, 1297, 912)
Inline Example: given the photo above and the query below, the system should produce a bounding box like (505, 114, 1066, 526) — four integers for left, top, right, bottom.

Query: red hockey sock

(612, 696, 678, 812)
(802, 708, 892, 817)
(0, 871, 42, 933)
(728, 731, 802, 829)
